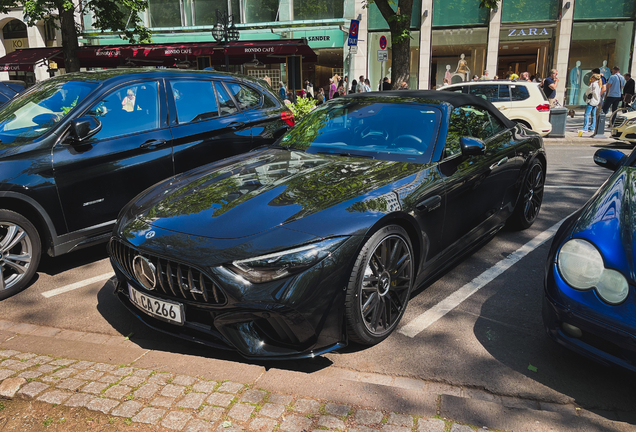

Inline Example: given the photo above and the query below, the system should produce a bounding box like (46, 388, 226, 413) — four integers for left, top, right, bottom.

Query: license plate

(128, 284, 184, 325)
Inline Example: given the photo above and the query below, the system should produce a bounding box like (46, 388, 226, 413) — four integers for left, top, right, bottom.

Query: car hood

(572, 166, 636, 283)
(131, 148, 423, 239)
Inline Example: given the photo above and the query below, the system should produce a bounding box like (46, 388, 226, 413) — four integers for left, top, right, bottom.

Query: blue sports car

(543, 148, 636, 372)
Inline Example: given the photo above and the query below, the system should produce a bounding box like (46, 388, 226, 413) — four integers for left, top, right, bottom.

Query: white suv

(439, 80, 552, 136)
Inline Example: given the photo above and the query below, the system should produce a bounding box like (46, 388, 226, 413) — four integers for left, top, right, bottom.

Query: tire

(0, 210, 41, 300)
(508, 159, 545, 231)
(345, 225, 414, 345)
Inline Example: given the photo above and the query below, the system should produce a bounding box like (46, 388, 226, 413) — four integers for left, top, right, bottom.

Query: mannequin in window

(445, 65, 452, 84)
(568, 61, 582, 105)
(600, 60, 611, 82)
(455, 54, 470, 80)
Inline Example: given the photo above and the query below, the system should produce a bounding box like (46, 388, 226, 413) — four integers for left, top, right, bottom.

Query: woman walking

(582, 74, 601, 133)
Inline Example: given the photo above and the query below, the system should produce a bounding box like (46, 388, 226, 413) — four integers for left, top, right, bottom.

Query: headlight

(557, 239, 630, 304)
(228, 237, 348, 283)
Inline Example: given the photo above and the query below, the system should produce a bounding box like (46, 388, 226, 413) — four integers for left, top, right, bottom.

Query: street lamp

(211, 9, 240, 72)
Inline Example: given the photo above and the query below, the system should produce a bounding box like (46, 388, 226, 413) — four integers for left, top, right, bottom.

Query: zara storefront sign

(508, 27, 550, 37)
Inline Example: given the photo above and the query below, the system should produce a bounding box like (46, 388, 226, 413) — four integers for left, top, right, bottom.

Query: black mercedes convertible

(108, 91, 546, 359)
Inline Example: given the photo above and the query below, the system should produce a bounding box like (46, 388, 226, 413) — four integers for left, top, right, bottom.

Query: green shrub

(289, 97, 316, 121)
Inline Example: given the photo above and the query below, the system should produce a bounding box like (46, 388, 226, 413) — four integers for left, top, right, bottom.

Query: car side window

(511, 85, 530, 101)
(468, 85, 499, 102)
(87, 81, 160, 141)
(488, 112, 507, 136)
(214, 82, 238, 116)
(226, 83, 261, 110)
(462, 105, 506, 141)
(498, 85, 511, 101)
(170, 80, 219, 124)
(445, 107, 471, 158)
(443, 86, 464, 93)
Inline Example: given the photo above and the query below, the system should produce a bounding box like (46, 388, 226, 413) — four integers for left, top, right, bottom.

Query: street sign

(349, 45, 358, 54)
(377, 50, 388, 61)
(347, 19, 360, 46)
(379, 35, 387, 50)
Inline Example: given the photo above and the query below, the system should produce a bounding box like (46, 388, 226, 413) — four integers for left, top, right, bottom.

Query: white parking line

(41, 272, 114, 298)
(398, 215, 572, 338)
(545, 185, 599, 190)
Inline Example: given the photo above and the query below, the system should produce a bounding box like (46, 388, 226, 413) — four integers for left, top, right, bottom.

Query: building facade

(0, 0, 634, 106)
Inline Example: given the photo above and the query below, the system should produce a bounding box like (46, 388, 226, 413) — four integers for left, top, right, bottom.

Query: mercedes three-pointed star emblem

(133, 255, 157, 290)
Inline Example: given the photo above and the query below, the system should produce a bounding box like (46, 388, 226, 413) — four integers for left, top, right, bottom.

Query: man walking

(357, 75, 367, 93)
(623, 73, 634, 107)
(602, 66, 625, 114)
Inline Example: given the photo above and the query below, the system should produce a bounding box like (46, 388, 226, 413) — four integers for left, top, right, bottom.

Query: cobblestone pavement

(0, 348, 489, 432)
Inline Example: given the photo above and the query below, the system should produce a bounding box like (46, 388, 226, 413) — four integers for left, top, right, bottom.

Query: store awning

(0, 47, 64, 72)
(75, 39, 317, 68)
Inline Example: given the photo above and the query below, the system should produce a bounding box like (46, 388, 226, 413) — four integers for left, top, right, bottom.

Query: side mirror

(594, 149, 626, 171)
(460, 137, 486, 157)
(69, 116, 101, 145)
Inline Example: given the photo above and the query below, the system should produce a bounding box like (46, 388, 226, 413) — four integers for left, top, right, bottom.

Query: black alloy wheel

(345, 225, 414, 345)
(509, 159, 545, 230)
(0, 210, 41, 300)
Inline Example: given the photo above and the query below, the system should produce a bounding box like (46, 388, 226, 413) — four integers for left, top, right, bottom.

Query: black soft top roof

(345, 90, 517, 129)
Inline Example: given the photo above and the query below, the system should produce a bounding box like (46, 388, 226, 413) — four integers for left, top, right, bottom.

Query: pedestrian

(399, 82, 409, 90)
(382, 77, 391, 91)
(343, 76, 349, 92)
(542, 69, 559, 107)
(364, 79, 371, 92)
(472, 75, 479, 81)
(357, 75, 366, 93)
(479, 70, 489, 80)
(591, 68, 607, 100)
(278, 82, 287, 101)
(622, 73, 634, 107)
(329, 78, 336, 100)
(304, 80, 314, 99)
(581, 73, 601, 133)
(350, 79, 357, 94)
(315, 87, 325, 105)
(602, 66, 625, 115)
(521, 72, 531, 82)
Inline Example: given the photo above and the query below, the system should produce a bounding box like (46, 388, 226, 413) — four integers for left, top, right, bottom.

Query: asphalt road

(1, 141, 635, 420)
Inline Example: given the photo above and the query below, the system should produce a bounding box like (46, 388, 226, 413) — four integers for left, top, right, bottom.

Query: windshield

(278, 99, 441, 162)
(0, 79, 98, 144)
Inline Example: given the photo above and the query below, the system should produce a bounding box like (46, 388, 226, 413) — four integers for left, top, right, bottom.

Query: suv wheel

(0, 210, 41, 299)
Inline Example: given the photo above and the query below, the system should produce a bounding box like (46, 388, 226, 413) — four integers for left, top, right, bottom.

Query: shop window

(148, 0, 182, 27)
(170, 81, 219, 124)
(567, 21, 634, 105)
(574, 0, 635, 20)
(294, 0, 343, 20)
(2, 20, 27, 40)
(368, 2, 421, 30)
(432, 0, 488, 27)
(245, 0, 279, 23)
(431, 28, 487, 89)
(502, 0, 558, 23)
(194, 0, 236, 26)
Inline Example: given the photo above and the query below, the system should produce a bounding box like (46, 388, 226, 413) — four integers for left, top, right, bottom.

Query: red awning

(0, 47, 64, 72)
(76, 39, 317, 68)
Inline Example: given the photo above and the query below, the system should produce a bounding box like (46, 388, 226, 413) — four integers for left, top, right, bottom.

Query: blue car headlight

(557, 239, 629, 305)
(227, 237, 348, 284)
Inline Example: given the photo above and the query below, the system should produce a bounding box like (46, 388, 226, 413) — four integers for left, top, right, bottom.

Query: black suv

(0, 69, 292, 299)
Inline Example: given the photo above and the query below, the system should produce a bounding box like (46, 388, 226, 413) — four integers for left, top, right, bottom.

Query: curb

(0, 321, 633, 431)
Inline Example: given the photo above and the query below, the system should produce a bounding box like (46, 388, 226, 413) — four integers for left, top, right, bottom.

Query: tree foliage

(0, 0, 151, 72)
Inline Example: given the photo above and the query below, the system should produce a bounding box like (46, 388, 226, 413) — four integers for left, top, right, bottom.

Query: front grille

(614, 116, 627, 128)
(109, 238, 227, 305)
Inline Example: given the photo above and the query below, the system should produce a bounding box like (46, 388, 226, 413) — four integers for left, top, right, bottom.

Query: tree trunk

(59, 4, 81, 73)
(374, 0, 413, 90)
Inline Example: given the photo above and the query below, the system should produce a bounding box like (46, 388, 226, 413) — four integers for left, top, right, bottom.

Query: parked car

(109, 91, 546, 359)
(543, 147, 636, 372)
(0, 80, 26, 106)
(610, 110, 636, 145)
(439, 80, 552, 136)
(0, 69, 292, 299)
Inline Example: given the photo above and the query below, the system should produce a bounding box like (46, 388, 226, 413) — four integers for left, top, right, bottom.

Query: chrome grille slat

(108, 238, 226, 306)
(614, 117, 627, 128)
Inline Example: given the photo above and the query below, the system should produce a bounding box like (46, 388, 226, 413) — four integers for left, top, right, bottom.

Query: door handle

(140, 139, 168, 149)
(416, 195, 442, 212)
(228, 121, 245, 129)
(489, 157, 508, 170)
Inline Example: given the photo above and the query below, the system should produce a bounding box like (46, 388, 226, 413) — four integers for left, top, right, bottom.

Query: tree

(367, 0, 499, 89)
(0, 0, 152, 73)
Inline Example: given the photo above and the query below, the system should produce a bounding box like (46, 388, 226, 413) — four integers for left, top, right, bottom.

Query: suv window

(468, 85, 498, 102)
(226, 83, 261, 110)
(214, 82, 238, 116)
(497, 85, 511, 101)
(511, 85, 530, 101)
(443, 86, 464, 93)
(88, 81, 159, 140)
(170, 80, 219, 124)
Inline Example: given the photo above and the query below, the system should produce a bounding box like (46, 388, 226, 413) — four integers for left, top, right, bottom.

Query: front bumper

(110, 236, 360, 360)
(611, 122, 636, 143)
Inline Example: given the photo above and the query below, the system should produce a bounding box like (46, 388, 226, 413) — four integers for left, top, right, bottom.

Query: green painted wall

(574, 0, 635, 19)
(432, 0, 488, 27)
(501, 0, 559, 23)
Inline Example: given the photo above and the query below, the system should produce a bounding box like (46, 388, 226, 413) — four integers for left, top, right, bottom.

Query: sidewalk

(0, 320, 633, 432)
(542, 109, 631, 148)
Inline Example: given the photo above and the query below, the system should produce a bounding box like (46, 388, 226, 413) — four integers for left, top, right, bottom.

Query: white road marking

(398, 215, 571, 338)
(545, 185, 599, 190)
(41, 272, 114, 298)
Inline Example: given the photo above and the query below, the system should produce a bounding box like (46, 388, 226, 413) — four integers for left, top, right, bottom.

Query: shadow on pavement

(38, 243, 110, 277)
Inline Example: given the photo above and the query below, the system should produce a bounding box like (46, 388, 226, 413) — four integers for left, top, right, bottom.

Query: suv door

(53, 80, 173, 233)
(169, 79, 252, 174)
(225, 81, 286, 147)
(468, 84, 512, 115)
